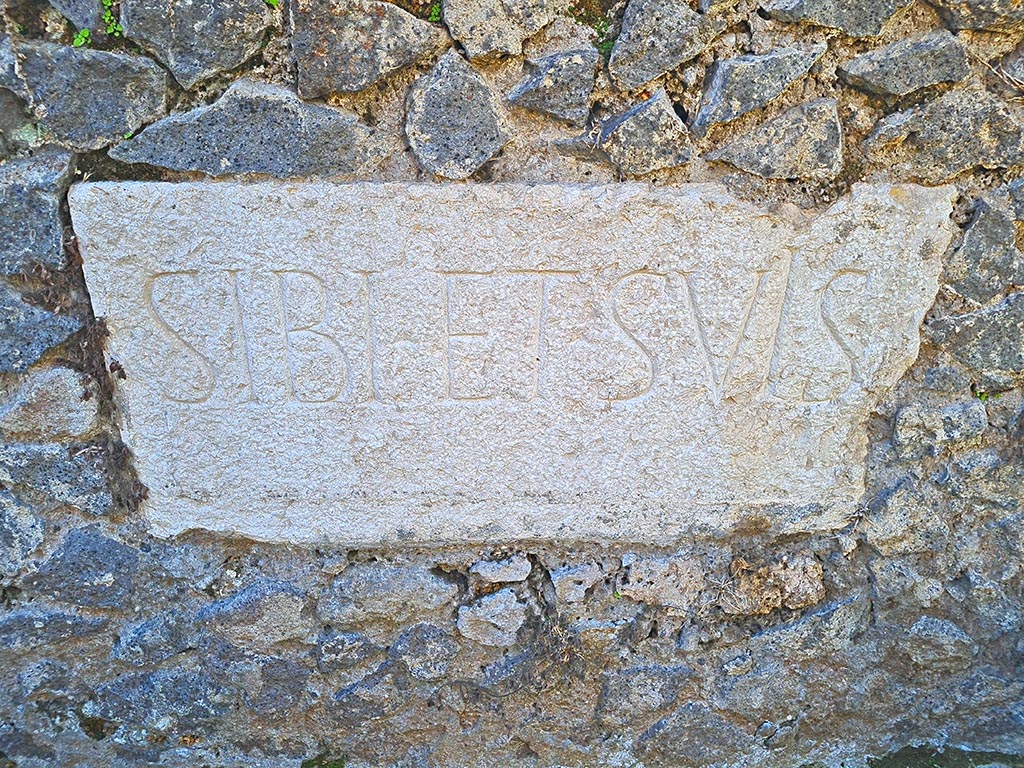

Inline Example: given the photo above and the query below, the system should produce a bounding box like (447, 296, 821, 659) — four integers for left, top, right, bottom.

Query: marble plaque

(69, 182, 955, 543)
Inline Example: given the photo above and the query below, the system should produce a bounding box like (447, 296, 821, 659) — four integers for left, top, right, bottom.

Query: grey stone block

(0, 283, 83, 373)
(760, 0, 913, 37)
(0, 442, 112, 515)
(930, 292, 1024, 375)
(599, 89, 693, 175)
(442, 0, 561, 60)
(507, 48, 598, 126)
(0, 488, 43, 574)
(838, 29, 969, 98)
(24, 526, 138, 608)
(0, 147, 74, 276)
(944, 199, 1024, 306)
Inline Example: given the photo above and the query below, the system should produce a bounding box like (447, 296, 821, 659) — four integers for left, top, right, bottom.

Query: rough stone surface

(692, 43, 826, 135)
(470, 554, 532, 582)
(442, 0, 562, 60)
(16, 41, 168, 151)
(599, 89, 693, 175)
(507, 48, 597, 126)
(707, 98, 842, 180)
(0, 283, 83, 373)
(760, 0, 913, 37)
(318, 563, 458, 626)
(598, 664, 692, 726)
(199, 580, 307, 650)
(550, 561, 603, 603)
(0, 443, 112, 516)
(608, 0, 725, 91)
(929, 292, 1024, 375)
(866, 86, 1024, 182)
(121, 0, 274, 89)
(0, 608, 108, 649)
(928, 0, 1024, 30)
(109, 79, 387, 178)
(0, 147, 74, 276)
(944, 199, 1024, 306)
(292, 0, 448, 97)
(456, 587, 527, 646)
(867, 480, 950, 555)
(48, 0, 101, 30)
(904, 616, 979, 671)
(70, 181, 955, 542)
(0, 35, 21, 95)
(620, 555, 704, 612)
(23, 527, 138, 608)
(0, 489, 42, 574)
(838, 29, 969, 98)
(0, 366, 98, 440)
(388, 623, 460, 680)
(405, 50, 511, 178)
(893, 400, 988, 459)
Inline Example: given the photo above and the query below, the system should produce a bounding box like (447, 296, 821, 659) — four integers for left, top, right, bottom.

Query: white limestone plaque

(69, 182, 955, 544)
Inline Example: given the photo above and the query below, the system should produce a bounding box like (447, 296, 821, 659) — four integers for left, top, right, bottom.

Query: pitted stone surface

(0, 283, 83, 373)
(608, 0, 725, 91)
(70, 181, 955, 543)
(929, 293, 1024, 375)
(442, 0, 563, 60)
(121, 0, 275, 89)
(707, 98, 842, 180)
(0, 489, 43, 574)
(929, 0, 1024, 30)
(0, 366, 98, 440)
(109, 80, 388, 178)
(48, 0, 102, 33)
(944, 200, 1024, 306)
(292, 0, 448, 97)
(405, 50, 511, 178)
(16, 42, 168, 151)
(0, 148, 75, 276)
(599, 89, 693, 175)
(507, 48, 598, 126)
(838, 30, 968, 98)
(692, 43, 826, 135)
(760, 0, 912, 37)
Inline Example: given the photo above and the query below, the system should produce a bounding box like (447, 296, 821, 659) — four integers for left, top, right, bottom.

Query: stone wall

(1, 0, 1023, 765)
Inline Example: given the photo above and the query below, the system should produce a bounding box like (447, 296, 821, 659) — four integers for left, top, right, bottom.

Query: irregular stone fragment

(23, 527, 138, 608)
(122, 0, 274, 90)
(723, 554, 825, 615)
(507, 48, 597, 126)
(838, 29, 968, 98)
(113, 610, 200, 666)
(109, 79, 387, 178)
(944, 200, 1024, 305)
(619, 555, 703, 612)
(388, 623, 460, 680)
(314, 630, 381, 672)
(292, 0, 448, 97)
(0, 35, 22, 96)
(332, 665, 409, 723)
(903, 616, 978, 671)
(608, 0, 724, 91)
(867, 480, 950, 555)
(405, 50, 511, 179)
(318, 562, 457, 626)
(692, 43, 826, 135)
(443, 0, 561, 60)
(929, 292, 1024, 375)
(0, 488, 43, 573)
(0, 148, 74, 276)
(469, 554, 532, 583)
(929, 0, 1024, 31)
(0, 283, 83, 373)
(0, 366, 98, 440)
(636, 703, 752, 766)
(599, 89, 693, 175)
(1007, 177, 1024, 220)
(199, 580, 307, 650)
(0, 608, 108, 649)
(598, 665, 692, 726)
(48, 0, 102, 31)
(551, 561, 603, 603)
(85, 668, 226, 729)
(456, 587, 527, 646)
(761, 0, 912, 37)
(0, 443, 112, 515)
(707, 98, 842, 180)
(751, 597, 869, 658)
(16, 42, 168, 152)
(866, 86, 1024, 182)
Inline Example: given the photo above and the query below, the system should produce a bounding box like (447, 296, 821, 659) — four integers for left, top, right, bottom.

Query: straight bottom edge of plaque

(141, 495, 863, 547)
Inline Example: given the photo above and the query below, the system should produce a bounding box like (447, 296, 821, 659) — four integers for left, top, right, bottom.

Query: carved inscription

(69, 182, 956, 544)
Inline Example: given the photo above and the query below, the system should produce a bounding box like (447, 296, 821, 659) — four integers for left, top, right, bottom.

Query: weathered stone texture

(929, 292, 1024, 375)
(608, 0, 725, 91)
(405, 50, 511, 178)
(442, 0, 563, 60)
(15, 42, 168, 151)
(944, 199, 1024, 306)
(0, 283, 82, 373)
(292, 0, 448, 97)
(23, 527, 138, 608)
(456, 587, 528, 645)
(121, 0, 275, 89)
(838, 29, 969, 98)
(47, 0, 102, 31)
(708, 98, 842, 180)
(507, 48, 598, 126)
(761, 0, 913, 36)
(599, 89, 693, 174)
(110, 79, 388, 177)
(70, 181, 955, 543)
(692, 43, 826, 135)
(0, 489, 42, 574)
(0, 148, 74, 276)
(929, 0, 1024, 30)
(0, 366, 98, 440)
(0, 443, 112, 515)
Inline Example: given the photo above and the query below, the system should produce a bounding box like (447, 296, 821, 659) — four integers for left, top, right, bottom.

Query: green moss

(301, 754, 346, 768)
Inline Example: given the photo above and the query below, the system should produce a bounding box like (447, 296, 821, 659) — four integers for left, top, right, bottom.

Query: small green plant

(427, 2, 441, 22)
(975, 390, 1000, 402)
(301, 755, 345, 768)
(123, 131, 133, 140)
(265, 0, 279, 7)
(101, 0, 123, 36)
(72, 27, 91, 46)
